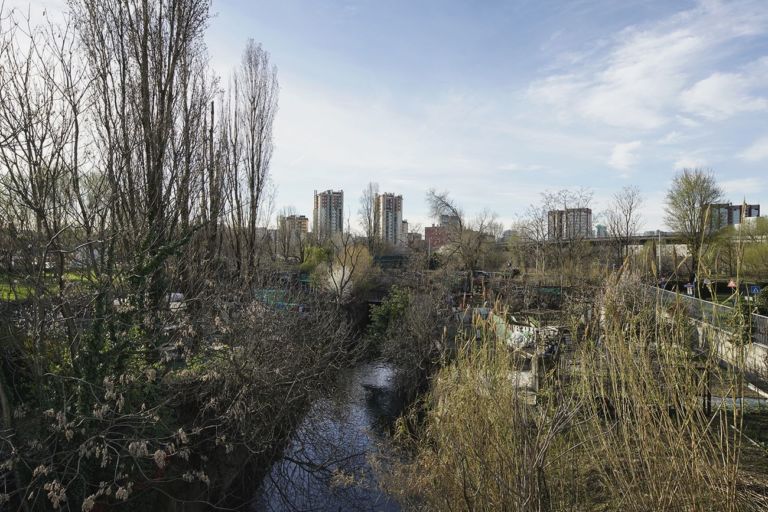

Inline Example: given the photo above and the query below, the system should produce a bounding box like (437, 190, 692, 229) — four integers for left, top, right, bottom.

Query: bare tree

(664, 168, 723, 282)
(276, 206, 308, 262)
(72, 0, 215, 317)
(224, 40, 279, 281)
(541, 188, 593, 275)
(605, 185, 643, 266)
(518, 204, 550, 274)
(0, 8, 94, 419)
(426, 189, 500, 285)
(511, 188, 596, 279)
(0, 3, 348, 511)
(359, 181, 379, 253)
(0, 11, 83, 290)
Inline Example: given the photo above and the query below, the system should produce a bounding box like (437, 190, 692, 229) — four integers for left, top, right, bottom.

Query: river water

(251, 362, 404, 511)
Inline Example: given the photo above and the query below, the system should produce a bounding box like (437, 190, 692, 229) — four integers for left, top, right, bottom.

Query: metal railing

(649, 287, 768, 345)
(755, 314, 768, 346)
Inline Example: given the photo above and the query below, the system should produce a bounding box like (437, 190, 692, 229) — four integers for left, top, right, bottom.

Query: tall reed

(383, 276, 768, 511)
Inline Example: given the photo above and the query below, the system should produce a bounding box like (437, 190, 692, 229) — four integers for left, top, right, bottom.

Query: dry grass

(382, 275, 768, 511)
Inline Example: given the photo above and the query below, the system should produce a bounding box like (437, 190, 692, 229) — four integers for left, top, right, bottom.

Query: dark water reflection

(252, 362, 403, 511)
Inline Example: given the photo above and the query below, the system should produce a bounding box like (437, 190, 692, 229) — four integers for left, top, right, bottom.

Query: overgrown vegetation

(1, 0, 766, 508)
(368, 274, 455, 404)
(0, 2, 367, 509)
(382, 275, 768, 511)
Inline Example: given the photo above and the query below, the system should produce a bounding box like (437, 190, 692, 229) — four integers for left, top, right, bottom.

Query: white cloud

(681, 72, 767, 119)
(720, 177, 765, 197)
(659, 131, 682, 144)
(271, 81, 609, 230)
(673, 156, 707, 170)
(640, 189, 672, 231)
(609, 141, 642, 171)
(528, 0, 768, 130)
(3, 0, 68, 20)
(739, 135, 768, 162)
(496, 163, 548, 173)
(675, 115, 701, 128)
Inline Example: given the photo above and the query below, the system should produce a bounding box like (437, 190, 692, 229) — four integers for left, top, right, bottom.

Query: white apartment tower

(374, 193, 404, 246)
(547, 208, 593, 240)
(313, 190, 344, 237)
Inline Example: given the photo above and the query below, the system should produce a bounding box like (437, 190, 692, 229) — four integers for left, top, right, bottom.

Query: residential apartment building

(279, 214, 309, 235)
(709, 203, 760, 230)
(374, 193, 403, 246)
(547, 208, 593, 240)
(425, 225, 449, 250)
(313, 190, 344, 237)
(407, 232, 423, 243)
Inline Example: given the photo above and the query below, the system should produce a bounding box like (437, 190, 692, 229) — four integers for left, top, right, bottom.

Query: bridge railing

(648, 287, 768, 345)
(755, 315, 768, 346)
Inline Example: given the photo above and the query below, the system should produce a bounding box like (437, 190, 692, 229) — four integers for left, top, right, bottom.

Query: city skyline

(10, 0, 768, 233)
(203, 0, 768, 233)
(281, 185, 761, 238)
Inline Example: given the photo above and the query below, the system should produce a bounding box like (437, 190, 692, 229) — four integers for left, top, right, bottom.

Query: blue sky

(205, 0, 768, 232)
(17, 0, 768, 232)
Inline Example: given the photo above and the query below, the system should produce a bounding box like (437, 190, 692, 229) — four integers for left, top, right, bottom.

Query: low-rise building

(279, 214, 309, 235)
(425, 225, 450, 251)
(709, 202, 760, 230)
